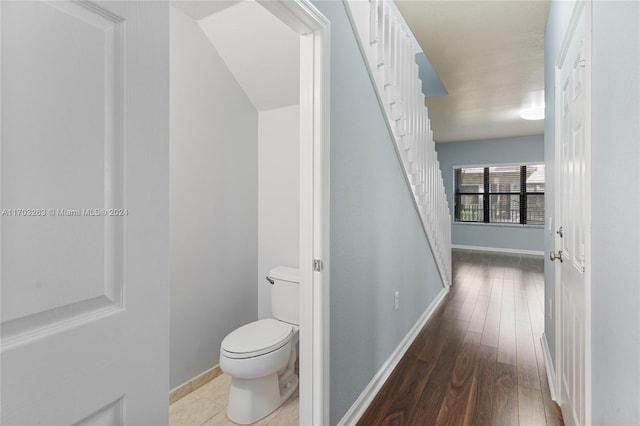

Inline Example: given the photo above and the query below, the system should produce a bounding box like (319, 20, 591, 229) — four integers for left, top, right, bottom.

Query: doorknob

(550, 250, 564, 262)
(556, 226, 563, 238)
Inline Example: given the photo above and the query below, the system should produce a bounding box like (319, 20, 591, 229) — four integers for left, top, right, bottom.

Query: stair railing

(345, 0, 452, 287)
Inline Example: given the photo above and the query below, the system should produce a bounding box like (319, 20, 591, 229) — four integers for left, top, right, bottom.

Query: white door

(1, 1, 170, 424)
(554, 2, 590, 425)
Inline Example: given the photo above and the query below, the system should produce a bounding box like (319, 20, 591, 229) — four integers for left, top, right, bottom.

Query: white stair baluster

(346, 0, 452, 287)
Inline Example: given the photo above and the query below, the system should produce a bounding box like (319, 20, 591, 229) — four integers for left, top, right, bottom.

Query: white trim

(583, 3, 593, 422)
(541, 333, 557, 402)
(451, 160, 545, 170)
(553, 19, 564, 412)
(453, 221, 544, 229)
(337, 288, 449, 426)
(452, 244, 544, 256)
(257, 2, 330, 424)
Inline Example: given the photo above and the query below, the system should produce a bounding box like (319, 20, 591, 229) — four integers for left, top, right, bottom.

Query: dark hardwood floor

(358, 249, 563, 426)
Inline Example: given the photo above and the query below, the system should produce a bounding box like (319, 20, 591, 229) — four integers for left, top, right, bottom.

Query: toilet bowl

(219, 267, 300, 425)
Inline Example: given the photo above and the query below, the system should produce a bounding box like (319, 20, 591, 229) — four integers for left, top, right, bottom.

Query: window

(454, 164, 545, 225)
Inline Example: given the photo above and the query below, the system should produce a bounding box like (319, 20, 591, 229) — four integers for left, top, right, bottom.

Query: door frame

(257, 1, 330, 424)
(553, 0, 592, 423)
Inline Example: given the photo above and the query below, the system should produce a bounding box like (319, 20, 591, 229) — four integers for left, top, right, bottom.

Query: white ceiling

(173, 0, 299, 112)
(171, 1, 238, 20)
(396, 0, 550, 143)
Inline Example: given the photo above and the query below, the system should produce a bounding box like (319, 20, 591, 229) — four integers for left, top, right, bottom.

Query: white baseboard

(452, 244, 544, 256)
(337, 287, 449, 426)
(541, 333, 557, 401)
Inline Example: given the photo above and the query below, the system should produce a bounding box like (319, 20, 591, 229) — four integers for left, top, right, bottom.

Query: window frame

(453, 162, 545, 227)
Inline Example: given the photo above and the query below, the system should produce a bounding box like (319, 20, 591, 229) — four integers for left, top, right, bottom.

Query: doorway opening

(169, 1, 329, 424)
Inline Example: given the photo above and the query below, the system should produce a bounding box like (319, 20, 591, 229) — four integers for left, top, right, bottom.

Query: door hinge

(313, 259, 323, 272)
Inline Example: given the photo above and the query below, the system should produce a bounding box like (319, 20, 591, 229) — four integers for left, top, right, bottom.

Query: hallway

(358, 249, 563, 425)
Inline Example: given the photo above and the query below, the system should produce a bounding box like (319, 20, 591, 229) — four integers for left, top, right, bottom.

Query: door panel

(556, 4, 588, 425)
(2, 0, 124, 337)
(1, 1, 170, 424)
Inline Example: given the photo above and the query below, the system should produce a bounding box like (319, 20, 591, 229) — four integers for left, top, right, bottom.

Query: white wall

(257, 105, 300, 318)
(169, 6, 259, 390)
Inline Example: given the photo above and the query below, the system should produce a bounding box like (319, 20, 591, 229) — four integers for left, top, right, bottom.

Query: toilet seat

(221, 318, 293, 359)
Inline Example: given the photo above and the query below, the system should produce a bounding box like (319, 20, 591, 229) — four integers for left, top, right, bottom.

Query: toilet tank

(269, 266, 299, 325)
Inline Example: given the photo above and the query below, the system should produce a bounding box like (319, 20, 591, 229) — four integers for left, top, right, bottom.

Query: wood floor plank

(497, 281, 516, 365)
(518, 384, 547, 426)
(434, 331, 482, 426)
(357, 354, 437, 426)
(515, 282, 541, 391)
(456, 279, 481, 322)
(471, 345, 498, 426)
(493, 362, 519, 425)
(468, 293, 490, 334)
(481, 280, 503, 348)
(358, 250, 562, 426)
(525, 272, 545, 321)
(535, 334, 564, 426)
(406, 321, 468, 424)
(524, 277, 545, 335)
(516, 330, 541, 391)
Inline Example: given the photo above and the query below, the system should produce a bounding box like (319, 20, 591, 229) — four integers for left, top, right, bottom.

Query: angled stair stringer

(344, 0, 452, 287)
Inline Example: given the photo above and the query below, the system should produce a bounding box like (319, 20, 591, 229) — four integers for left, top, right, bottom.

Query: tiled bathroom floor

(169, 373, 299, 426)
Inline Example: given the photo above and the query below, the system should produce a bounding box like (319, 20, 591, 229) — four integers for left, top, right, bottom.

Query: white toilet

(219, 266, 300, 425)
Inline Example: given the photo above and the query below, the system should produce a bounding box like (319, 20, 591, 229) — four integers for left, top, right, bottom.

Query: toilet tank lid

(269, 266, 299, 283)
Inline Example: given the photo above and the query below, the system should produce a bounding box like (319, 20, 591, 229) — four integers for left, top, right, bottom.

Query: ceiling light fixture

(519, 107, 545, 121)
(520, 90, 545, 121)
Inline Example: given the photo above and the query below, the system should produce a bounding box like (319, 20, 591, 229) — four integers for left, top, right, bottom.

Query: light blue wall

(416, 52, 447, 98)
(311, 2, 446, 424)
(546, 2, 640, 423)
(590, 2, 639, 423)
(436, 135, 545, 253)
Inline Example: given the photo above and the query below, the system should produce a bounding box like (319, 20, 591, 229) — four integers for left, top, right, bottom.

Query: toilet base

(226, 370, 298, 424)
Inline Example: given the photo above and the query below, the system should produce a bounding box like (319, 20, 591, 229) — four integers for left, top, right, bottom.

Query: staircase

(345, 0, 452, 287)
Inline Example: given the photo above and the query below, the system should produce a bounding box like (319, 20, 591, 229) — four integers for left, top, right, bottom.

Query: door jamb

(256, 2, 330, 424)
